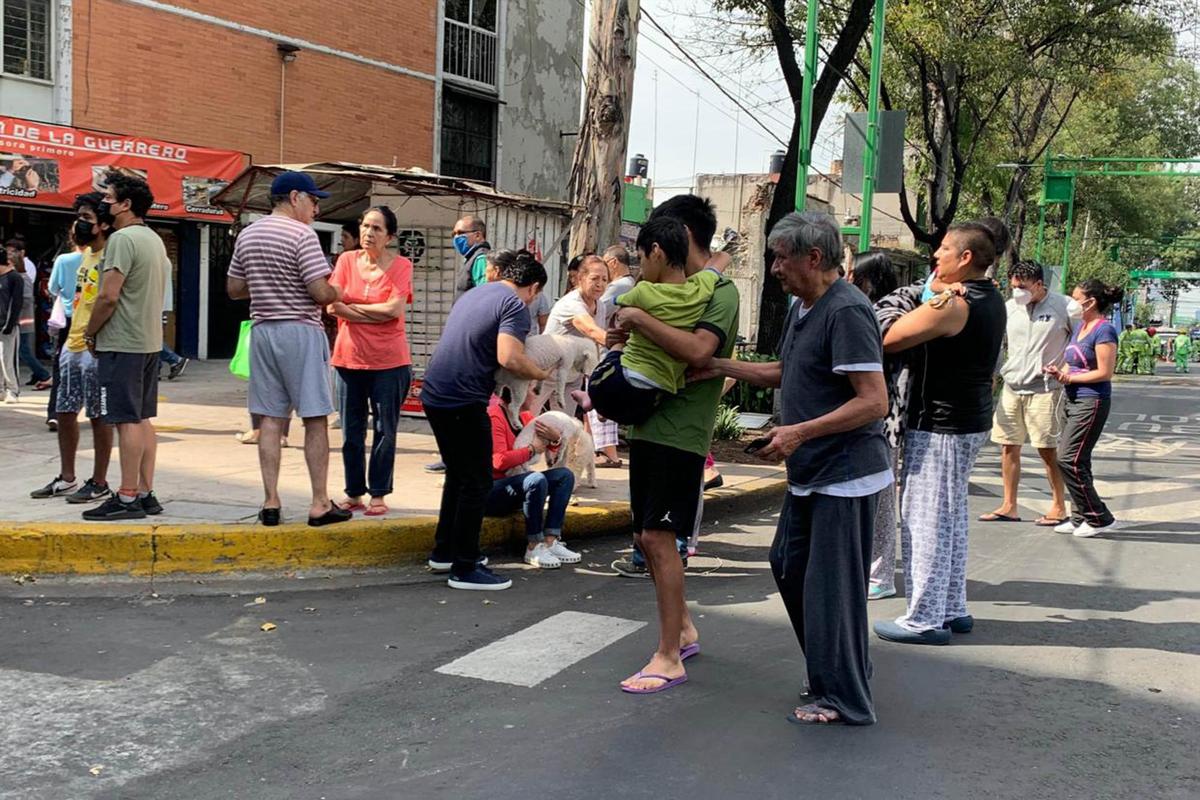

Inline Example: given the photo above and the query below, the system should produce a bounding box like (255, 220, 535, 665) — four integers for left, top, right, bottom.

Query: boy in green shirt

(573, 216, 721, 424)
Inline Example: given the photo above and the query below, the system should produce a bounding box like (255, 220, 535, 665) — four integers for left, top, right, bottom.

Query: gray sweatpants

(0, 328, 19, 396)
(771, 491, 878, 725)
(869, 445, 900, 592)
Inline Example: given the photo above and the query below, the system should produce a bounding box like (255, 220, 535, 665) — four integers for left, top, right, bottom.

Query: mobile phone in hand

(744, 436, 771, 454)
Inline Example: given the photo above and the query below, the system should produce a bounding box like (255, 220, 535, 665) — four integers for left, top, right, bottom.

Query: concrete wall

(72, 0, 438, 167)
(697, 173, 834, 343)
(496, 0, 583, 202)
(806, 168, 918, 251)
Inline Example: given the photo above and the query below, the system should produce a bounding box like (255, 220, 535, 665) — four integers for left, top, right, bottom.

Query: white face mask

(1012, 287, 1034, 306)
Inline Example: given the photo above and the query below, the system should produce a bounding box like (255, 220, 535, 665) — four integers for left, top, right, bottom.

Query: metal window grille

(442, 0, 497, 90)
(2, 0, 51, 81)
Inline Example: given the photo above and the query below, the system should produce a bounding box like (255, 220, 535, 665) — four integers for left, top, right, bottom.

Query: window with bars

(443, 0, 497, 90)
(2, 0, 51, 81)
(440, 88, 496, 183)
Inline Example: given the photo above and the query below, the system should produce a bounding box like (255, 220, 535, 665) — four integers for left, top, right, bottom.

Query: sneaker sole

(82, 511, 147, 521)
(524, 559, 561, 569)
(868, 589, 897, 600)
(552, 555, 582, 564)
(31, 489, 77, 499)
(447, 578, 513, 590)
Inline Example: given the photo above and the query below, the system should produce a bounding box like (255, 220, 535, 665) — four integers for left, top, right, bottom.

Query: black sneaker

(31, 475, 78, 499)
(82, 495, 147, 521)
(139, 492, 164, 515)
(447, 565, 512, 591)
(428, 555, 489, 574)
(65, 479, 113, 504)
(168, 358, 190, 380)
(613, 557, 649, 578)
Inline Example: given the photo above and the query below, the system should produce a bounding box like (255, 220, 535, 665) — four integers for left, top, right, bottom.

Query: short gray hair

(767, 211, 843, 272)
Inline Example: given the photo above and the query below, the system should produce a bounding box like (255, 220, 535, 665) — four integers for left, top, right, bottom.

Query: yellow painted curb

(0, 476, 787, 576)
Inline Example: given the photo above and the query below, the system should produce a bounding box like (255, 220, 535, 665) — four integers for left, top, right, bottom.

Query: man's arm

(612, 306, 722, 369)
(226, 276, 250, 300)
(757, 371, 888, 462)
(497, 333, 551, 380)
(85, 269, 126, 338)
(305, 277, 341, 306)
(698, 357, 782, 388)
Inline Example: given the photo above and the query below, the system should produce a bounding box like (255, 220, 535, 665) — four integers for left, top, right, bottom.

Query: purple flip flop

(620, 672, 688, 694)
(679, 642, 700, 661)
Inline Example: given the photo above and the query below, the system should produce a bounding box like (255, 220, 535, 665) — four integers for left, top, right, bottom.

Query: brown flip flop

(1034, 516, 1069, 526)
(978, 513, 1022, 522)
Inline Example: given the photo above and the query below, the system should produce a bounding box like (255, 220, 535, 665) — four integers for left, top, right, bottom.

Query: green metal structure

(794, 0, 887, 254)
(1032, 155, 1200, 291)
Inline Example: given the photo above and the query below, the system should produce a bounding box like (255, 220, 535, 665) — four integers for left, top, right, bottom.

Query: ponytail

(1075, 278, 1124, 312)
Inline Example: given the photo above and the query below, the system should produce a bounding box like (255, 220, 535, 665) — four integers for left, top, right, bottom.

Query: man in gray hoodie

(981, 260, 1080, 526)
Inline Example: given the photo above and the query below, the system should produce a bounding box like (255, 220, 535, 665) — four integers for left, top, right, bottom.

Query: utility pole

(567, 0, 640, 257)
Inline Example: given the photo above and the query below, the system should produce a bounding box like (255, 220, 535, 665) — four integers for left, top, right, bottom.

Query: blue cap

(269, 171, 330, 199)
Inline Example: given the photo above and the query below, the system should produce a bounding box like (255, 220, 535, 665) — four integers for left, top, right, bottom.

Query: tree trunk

(567, 0, 639, 258)
(755, 0, 876, 355)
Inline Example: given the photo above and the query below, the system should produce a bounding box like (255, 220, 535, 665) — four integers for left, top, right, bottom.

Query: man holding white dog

(421, 250, 553, 591)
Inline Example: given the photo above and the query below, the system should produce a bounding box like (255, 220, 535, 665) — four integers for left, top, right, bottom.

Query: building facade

(0, 0, 582, 359)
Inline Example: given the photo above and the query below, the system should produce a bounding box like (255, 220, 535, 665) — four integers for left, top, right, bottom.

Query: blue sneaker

(447, 566, 512, 591)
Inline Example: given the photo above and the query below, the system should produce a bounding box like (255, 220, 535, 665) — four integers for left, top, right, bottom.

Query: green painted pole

(856, 0, 887, 253)
(795, 0, 819, 212)
(1034, 202, 1048, 261)
(1059, 178, 1076, 293)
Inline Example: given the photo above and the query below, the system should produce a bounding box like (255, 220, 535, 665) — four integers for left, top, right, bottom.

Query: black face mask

(74, 220, 97, 245)
(98, 201, 113, 220)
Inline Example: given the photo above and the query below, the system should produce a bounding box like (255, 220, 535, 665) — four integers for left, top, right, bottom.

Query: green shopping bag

(229, 320, 252, 380)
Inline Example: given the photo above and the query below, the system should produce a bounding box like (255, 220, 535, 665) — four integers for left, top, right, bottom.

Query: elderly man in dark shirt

(703, 211, 891, 725)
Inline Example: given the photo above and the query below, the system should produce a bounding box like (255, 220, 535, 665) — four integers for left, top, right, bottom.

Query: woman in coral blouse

(328, 206, 413, 516)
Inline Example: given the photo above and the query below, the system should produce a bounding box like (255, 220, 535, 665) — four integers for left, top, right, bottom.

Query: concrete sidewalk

(0, 359, 784, 574)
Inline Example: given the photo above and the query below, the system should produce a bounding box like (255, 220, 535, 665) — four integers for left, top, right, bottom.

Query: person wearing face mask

(30, 193, 116, 504)
(872, 222, 1005, 646)
(981, 260, 1079, 528)
(42, 225, 86, 430)
(1044, 280, 1123, 538)
(451, 214, 490, 298)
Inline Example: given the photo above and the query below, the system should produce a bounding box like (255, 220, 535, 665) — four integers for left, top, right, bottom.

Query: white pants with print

(897, 430, 988, 632)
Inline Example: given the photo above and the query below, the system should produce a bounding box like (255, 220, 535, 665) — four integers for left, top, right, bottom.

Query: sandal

(978, 512, 1021, 522)
(364, 502, 389, 517)
(1035, 516, 1069, 527)
(619, 671, 687, 694)
(338, 499, 367, 513)
(595, 455, 623, 468)
(786, 703, 843, 725)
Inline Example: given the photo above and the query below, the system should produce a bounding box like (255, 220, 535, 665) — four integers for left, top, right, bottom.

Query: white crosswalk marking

(435, 611, 645, 687)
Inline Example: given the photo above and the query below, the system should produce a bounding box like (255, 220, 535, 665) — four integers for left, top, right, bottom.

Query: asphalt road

(2, 377, 1198, 800)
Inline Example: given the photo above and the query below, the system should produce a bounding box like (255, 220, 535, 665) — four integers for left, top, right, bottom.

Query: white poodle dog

(494, 334, 599, 426)
(507, 410, 597, 489)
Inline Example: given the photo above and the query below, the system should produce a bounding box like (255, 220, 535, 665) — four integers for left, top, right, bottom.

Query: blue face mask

(453, 234, 471, 256)
(920, 273, 937, 302)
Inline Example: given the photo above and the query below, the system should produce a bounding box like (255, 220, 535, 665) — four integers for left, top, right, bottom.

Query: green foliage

(1135, 303, 1156, 327)
(712, 404, 746, 441)
(726, 353, 778, 414)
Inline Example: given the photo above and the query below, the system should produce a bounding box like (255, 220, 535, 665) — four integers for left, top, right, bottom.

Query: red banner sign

(0, 116, 247, 221)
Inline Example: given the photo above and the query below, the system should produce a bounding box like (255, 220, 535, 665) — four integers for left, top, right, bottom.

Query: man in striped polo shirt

(226, 172, 351, 528)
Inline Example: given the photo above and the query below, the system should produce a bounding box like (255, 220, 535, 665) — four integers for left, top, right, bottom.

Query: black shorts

(628, 439, 705, 535)
(98, 351, 159, 424)
(587, 350, 661, 425)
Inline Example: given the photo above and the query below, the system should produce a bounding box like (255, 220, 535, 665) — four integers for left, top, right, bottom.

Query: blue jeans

(485, 468, 575, 543)
(338, 365, 411, 498)
(18, 330, 50, 381)
(159, 345, 182, 366)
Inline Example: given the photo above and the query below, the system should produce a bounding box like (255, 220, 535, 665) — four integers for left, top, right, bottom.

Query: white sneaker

(547, 539, 581, 564)
(3, 391, 17, 404)
(1053, 520, 1078, 534)
(1074, 520, 1117, 538)
(524, 543, 561, 569)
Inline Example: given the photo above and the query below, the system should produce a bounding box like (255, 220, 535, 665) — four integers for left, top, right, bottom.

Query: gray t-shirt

(998, 291, 1078, 394)
(545, 289, 610, 338)
(778, 279, 890, 489)
(528, 290, 552, 332)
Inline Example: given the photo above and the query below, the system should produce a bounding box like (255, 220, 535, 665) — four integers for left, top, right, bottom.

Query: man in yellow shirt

(29, 193, 115, 504)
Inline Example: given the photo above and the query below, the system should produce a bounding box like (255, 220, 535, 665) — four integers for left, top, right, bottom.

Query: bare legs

(621, 529, 698, 691)
(302, 416, 332, 518)
(988, 443, 1067, 520)
(258, 416, 285, 510)
(115, 420, 155, 495)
